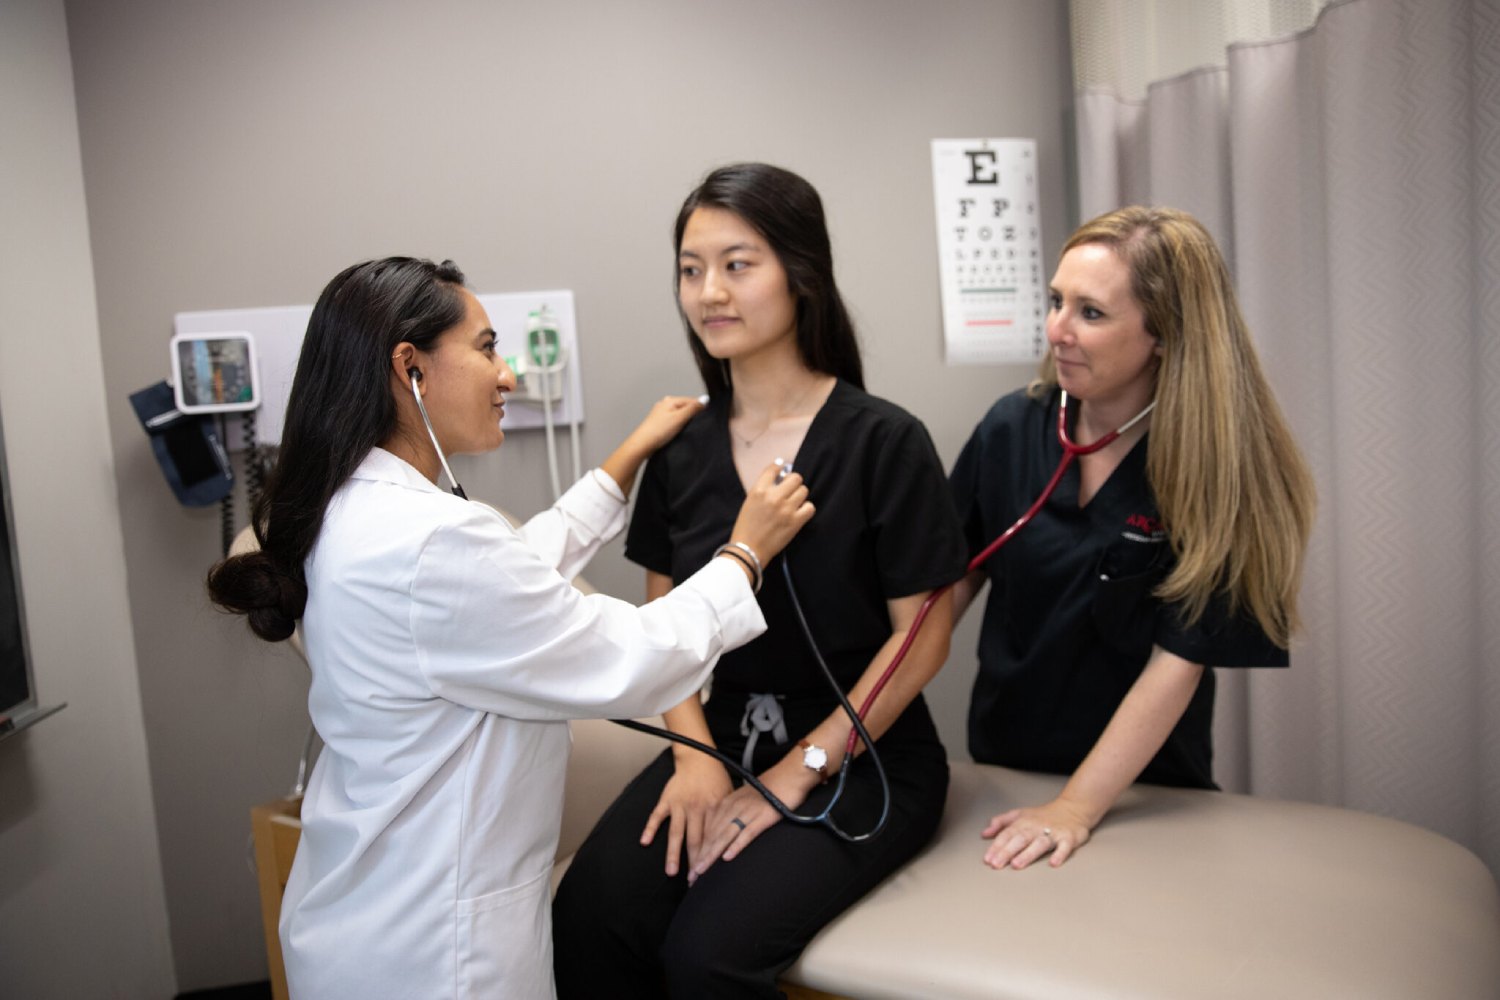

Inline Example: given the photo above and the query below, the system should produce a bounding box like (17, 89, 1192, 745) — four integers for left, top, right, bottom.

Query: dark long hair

(673, 163, 863, 397)
(206, 257, 467, 642)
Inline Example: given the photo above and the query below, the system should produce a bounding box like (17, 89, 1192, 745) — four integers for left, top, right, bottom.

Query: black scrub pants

(552, 699, 947, 1000)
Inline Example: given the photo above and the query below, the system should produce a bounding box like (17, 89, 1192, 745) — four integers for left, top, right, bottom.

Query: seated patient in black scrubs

(553, 162, 967, 998)
(950, 206, 1317, 871)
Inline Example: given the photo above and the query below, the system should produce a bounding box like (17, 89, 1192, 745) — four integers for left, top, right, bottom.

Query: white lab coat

(281, 448, 763, 999)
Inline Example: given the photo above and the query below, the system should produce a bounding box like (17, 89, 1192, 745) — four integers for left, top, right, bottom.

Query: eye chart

(931, 138, 1045, 364)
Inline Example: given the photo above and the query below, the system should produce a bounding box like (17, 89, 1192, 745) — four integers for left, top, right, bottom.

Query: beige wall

(58, 0, 1071, 988)
(0, 0, 176, 996)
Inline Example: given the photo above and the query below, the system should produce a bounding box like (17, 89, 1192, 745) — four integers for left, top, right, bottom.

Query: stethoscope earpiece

(404, 361, 466, 500)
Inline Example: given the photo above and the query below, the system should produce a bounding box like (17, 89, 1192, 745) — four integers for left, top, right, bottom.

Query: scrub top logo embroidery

(1123, 513, 1166, 543)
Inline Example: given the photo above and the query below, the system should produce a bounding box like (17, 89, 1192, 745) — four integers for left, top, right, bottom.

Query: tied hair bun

(207, 549, 307, 643)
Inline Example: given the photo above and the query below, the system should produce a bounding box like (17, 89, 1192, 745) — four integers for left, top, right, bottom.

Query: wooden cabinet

(249, 797, 301, 1000)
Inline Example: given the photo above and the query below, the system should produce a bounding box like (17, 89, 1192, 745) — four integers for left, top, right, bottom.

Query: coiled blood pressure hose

(614, 390, 1154, 843)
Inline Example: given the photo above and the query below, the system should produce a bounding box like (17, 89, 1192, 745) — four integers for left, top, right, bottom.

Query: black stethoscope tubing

(622, 388, 1156, 844)
(614, 455, 891, 842)
(417, 362, 1155, 842)
(613, 552, 892, 842)
(413, 365, 880, 836)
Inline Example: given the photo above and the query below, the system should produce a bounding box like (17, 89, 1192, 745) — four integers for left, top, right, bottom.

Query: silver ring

(1041, 827, 1052, 840)
(731, 817, 747, 831)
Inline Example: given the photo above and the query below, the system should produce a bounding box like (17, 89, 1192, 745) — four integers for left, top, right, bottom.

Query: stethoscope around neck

(976, 388, 1156, 565)
(884, 387, 1157, 675)
(858, 387, 1157, 724)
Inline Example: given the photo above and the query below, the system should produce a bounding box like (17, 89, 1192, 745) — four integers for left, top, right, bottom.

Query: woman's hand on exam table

(980, 649, 1204, 871)
(980, 800, 1094, 871)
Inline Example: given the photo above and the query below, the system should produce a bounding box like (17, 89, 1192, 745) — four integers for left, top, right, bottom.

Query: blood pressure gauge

(169, 331, 261, 414)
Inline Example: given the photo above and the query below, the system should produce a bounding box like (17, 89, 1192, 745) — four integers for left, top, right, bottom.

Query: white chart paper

(931, 139, 1045, 364)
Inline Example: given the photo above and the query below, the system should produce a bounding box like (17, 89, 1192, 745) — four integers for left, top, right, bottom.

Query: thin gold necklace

(732, 378, 823, 449)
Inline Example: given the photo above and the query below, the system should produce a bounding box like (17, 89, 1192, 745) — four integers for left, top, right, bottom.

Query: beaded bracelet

(713, 542, 763, 594)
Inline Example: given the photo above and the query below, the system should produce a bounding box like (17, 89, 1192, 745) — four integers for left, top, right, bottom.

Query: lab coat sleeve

(514, 468, 627, 582)
(410, 508, 763, 721)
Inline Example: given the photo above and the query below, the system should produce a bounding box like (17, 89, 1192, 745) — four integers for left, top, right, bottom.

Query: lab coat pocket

(455, 867, 553, 999)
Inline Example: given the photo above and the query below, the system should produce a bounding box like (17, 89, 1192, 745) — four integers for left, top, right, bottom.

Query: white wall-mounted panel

(173, 289, 583, 447)
(476, 289, 584, 431)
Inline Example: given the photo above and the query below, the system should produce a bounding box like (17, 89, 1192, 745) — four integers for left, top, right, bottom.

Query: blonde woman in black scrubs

(950, 206, 1316, 870)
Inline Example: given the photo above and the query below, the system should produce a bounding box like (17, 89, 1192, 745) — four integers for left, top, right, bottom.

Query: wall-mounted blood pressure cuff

(129, 380, 234, 507)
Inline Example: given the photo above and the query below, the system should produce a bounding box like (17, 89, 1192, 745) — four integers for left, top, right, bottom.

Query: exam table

(253, 716, 1499, 999)
(239, 505, 1498, 999)
(555, 717, 1500, 1000)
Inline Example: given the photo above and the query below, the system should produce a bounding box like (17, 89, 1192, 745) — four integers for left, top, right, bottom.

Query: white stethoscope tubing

(410, 370, 468, 500)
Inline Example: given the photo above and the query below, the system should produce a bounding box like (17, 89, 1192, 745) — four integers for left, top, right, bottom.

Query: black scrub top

(949, 388, 1287, 789)
(627, 379, 967, 703)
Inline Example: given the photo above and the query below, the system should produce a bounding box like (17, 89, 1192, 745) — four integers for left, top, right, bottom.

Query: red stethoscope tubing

(843, 390, 1154, 756)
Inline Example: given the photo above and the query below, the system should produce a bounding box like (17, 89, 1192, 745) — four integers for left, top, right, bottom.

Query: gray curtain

(1072, 0, 1500, 877)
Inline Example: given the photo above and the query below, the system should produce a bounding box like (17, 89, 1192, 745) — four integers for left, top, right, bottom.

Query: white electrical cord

(568, 373, 582, 487)
(526, 306, 570, 503)
(540, 361, 562, 501)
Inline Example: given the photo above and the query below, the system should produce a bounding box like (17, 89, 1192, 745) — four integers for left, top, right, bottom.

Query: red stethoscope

(848, 389, 1156, 743)
(614, 387, 1156, 840)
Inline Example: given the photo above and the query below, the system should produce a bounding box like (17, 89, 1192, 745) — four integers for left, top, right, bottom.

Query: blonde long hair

(1033, 206, 1316, 647)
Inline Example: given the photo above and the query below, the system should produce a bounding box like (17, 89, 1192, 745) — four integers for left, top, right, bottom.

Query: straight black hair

(673, 163, 863, 397)
(207, 257, 467, 642)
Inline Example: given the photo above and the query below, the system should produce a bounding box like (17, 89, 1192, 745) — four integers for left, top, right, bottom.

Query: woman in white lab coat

(206, 256, 813, 999)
